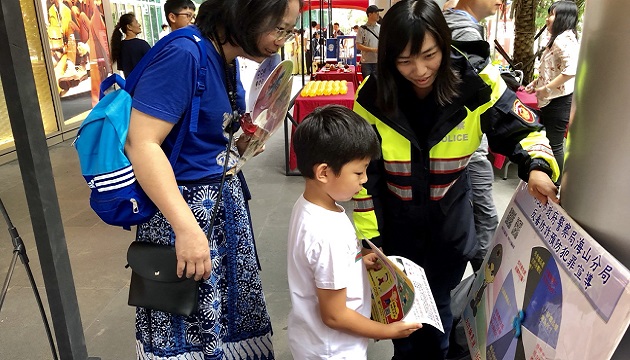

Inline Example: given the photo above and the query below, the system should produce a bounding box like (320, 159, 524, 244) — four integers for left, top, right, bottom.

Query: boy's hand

(362, 252, 382, 271)
(385, 321, 422, 339)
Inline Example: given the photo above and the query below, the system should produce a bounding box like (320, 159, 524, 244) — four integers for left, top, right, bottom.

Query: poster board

(463, 182, 630, 360)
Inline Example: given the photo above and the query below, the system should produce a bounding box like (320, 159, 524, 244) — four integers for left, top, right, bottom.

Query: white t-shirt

(535, 30, 579, 108)
(357, 23, 379, 64)
(287, 195, 371, 359)
(158, 29, 170, 39)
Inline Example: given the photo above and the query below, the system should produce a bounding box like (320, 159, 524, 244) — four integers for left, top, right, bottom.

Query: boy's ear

(313, 163, 330, 184)
(167, 13, 176, 25)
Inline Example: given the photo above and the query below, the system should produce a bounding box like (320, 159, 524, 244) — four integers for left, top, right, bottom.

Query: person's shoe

(58, 66, 80, 90)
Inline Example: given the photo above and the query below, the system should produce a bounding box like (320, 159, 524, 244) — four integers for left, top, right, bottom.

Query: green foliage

(535, 0, 586, 33)
(301, 9, 367, 34)
(535, 0, 554, 30)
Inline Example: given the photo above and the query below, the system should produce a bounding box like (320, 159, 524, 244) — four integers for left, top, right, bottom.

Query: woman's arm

(533, 73, 574, 98)
(126, 108, 211, 281)
(316, 287, 421, 339)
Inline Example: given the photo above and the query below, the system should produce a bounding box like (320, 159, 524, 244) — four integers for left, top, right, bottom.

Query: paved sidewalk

(0, 115, 520, 359)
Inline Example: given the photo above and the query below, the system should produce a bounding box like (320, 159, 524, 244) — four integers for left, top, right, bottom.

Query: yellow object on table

(300, 80, 348, 97)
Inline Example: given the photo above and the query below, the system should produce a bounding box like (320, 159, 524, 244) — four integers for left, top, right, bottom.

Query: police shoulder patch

(512, 99, 536, 123)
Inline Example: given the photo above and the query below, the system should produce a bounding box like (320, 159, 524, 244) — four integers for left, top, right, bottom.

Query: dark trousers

(540, 94, 572, 183)
(305, 50, 312, 74)
(362, 62, 377, 79)
(392, 253, 468, 359)
(385, 176, 476, 359)
(468, 157, 498, 272)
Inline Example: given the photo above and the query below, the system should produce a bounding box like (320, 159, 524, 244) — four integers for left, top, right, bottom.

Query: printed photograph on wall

(42, 0, 112, 120)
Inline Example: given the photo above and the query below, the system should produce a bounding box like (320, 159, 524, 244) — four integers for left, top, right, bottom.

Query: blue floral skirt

(134, 176, 274, 359)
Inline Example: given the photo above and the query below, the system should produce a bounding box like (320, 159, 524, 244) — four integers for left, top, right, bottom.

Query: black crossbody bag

(125, 38, 241, 317)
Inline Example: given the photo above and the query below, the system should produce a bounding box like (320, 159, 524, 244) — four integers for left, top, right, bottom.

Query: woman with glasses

(110, 13, 150, 78)
(124, 0, 301, 358)
(352, 0, 559, 358)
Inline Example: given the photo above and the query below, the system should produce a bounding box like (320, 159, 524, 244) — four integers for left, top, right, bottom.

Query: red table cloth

(288, 83, 356, 172)
(316, 65, 360, 90)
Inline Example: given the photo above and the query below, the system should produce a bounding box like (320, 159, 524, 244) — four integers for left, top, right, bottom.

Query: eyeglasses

(174, 12, 195, 21)
(272, 27, 295, 43)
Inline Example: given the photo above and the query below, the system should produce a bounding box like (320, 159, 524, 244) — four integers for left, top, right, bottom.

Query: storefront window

(0, 0, 60, 153)
(40, 0, 113, 125)
(0, 84, 13, 153)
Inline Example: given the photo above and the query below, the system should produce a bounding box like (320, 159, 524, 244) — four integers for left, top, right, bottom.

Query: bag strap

(360, 25, 379, 40)
(126, 26, 208, 167)
(99, 73, 125, 98)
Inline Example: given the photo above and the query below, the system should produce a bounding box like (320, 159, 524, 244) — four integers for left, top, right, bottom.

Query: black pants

(540, 94, 572, 183)
(386, 182, 475, 359)
(305, 50, 312, 74)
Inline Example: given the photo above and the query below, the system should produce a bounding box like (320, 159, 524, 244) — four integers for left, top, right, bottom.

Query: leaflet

(365, 239, 444, 333)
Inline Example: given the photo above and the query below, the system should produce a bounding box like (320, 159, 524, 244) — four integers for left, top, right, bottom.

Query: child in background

(288, 105, 421, 359)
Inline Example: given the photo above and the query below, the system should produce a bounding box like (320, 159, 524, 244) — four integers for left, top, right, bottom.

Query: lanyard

(215, 39, 240, 123)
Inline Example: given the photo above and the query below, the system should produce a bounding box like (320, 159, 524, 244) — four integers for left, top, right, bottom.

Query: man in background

(159, 24, 169, 39)
(164, 0, 196, 31)
(443, 4, 503, 359)
(444, 0, 502, 42)
(444, 0, 503, 274)
(356, 5, 382, 79)
(331, 22, 344, 38)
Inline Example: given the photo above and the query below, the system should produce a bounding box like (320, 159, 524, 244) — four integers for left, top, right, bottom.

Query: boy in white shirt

(288, 105, 421, 359)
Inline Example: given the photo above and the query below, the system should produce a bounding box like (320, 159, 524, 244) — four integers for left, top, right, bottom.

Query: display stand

(0, 197, 58, 360)
(337, 35, 356, 65)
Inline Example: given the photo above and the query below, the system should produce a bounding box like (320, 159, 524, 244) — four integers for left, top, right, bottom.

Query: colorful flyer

(365, 240, 444, 332)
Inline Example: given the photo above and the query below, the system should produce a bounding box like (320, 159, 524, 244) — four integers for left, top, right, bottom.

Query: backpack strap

(99, 74, 125, 99)
(124, 26, 208, 167)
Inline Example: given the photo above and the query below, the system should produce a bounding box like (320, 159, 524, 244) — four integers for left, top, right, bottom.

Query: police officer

(352, 1, 559, 359)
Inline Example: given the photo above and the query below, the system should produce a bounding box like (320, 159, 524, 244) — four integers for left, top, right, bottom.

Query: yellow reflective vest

(352, 46, 559, 259)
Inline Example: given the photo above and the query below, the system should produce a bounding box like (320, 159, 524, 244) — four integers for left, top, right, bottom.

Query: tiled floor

(0, 81, 521, 359)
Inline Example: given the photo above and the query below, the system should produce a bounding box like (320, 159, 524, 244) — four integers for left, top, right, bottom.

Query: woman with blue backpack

(124, 0, 301, 358)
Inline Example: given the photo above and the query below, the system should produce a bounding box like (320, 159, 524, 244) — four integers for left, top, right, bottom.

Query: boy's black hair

(164, 0, 196, 25)
(293, 105, 381, 178)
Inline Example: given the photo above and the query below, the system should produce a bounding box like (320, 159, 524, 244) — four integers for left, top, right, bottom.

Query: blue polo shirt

(132, 35, 245, 181)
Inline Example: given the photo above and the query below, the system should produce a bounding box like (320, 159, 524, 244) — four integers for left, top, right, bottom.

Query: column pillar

(560, 1, 630, 357)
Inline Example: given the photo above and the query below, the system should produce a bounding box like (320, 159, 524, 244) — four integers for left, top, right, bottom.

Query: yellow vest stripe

(430, 178, 459, 201)
(384, 161, 412, 176)
(430, 155, 472, 174)
(352, 189, 380, 239)
(353, 196, 374, 212)
(386, 182, 413, 201)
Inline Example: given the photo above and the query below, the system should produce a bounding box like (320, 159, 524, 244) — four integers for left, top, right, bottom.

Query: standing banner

(464, 182, 630, 360)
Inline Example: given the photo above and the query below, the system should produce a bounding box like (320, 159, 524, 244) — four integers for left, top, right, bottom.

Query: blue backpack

(74, 27, 207, 229)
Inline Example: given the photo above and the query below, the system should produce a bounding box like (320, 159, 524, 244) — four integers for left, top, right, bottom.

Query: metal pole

(560, 1, 630, 357)
(0, 0, 88, 359)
